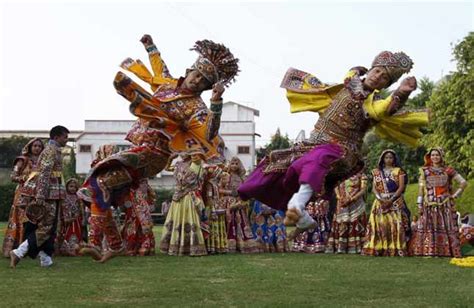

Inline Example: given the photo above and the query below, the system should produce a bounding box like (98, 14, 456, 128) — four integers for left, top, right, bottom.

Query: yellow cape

(283, 69, 429, 147)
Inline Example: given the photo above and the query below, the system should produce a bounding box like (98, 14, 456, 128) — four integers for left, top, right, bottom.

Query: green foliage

(257, 128, 292, 160)
(363, 78, 434, 183)
(153, 188, 174, 213)
(0, 136, 32, 168)
(0, 184, 16, 221)
(452, 31, 474, 73)
(364, 33, 474, 182)
(409, 77, 436, 109)
(363, 132, 427, 184)
(422, 32, 474, 178)
(403, 179, 474, 216)
(62, 147, 77, 182)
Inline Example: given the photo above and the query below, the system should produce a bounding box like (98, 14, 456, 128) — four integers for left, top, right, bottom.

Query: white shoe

(13, 240, 29, 258)
(287, 184, 316, 229)
(40, 257, 53, 267)
(39, 252, 53, 267)
(296, 211, 317, 229)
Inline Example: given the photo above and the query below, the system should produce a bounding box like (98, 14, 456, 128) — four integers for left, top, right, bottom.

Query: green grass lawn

(1, 223, 473, 307)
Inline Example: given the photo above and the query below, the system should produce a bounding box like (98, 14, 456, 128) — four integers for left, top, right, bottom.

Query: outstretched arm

(207, 82, 225, 140)
(417, 168, 425, 215)
(451, 171, 468, 199)
(365, 76, 418, 119)
(140, 34, 173, 81)
(119, 35, 177, 92)
(387, 77, 417, 115)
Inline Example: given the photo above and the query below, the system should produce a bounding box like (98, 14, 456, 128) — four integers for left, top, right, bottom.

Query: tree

(62, 146, 78, 181)
(363, 133, 426, 183)
(363, 78, 435, 183)
(410, 78, 435, 109)
(0, 136, 34, 168)
(256, 128, 292, 161)
(423, 32, 474, 178)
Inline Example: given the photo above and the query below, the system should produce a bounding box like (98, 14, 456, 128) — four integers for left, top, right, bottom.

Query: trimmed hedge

(0, 184, 174, 221)
(0, 184, 16, 221)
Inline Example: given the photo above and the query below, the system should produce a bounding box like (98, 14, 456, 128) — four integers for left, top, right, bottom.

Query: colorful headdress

(190, 40, 239, 87)
(371, 51, 413, 84)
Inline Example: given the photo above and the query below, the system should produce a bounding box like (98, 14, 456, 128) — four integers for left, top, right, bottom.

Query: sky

(0, 0, 472, 146)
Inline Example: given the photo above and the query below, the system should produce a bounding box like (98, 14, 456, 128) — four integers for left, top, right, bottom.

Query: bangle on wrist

(416, 196, 423, 204)
(210, 101, 223, 113)
(146, 45, 158, 54)
(453, 188, 463, 199)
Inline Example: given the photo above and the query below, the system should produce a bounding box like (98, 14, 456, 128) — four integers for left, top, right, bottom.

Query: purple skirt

(239, 143, 344, 211)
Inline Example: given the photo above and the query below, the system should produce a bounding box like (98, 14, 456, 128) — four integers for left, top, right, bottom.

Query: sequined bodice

(310, 88, 372, 153)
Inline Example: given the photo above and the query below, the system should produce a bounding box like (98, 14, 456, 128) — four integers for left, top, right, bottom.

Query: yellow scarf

(284, 70, 429, 147)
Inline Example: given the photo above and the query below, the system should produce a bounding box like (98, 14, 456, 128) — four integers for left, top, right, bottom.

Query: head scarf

(423, 147, 445, 167)
(21, 137, 44, 156)
(229, 156, 246, 177)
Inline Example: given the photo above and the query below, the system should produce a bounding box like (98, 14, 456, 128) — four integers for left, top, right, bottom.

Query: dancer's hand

(399, 76, 417, 94)
(211, 82, 225, 101)
(140, 34, 154, 46)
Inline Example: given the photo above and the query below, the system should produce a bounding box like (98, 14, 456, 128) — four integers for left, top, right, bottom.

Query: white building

(75, 102, 259, 189)
(220, 101, 260, 171)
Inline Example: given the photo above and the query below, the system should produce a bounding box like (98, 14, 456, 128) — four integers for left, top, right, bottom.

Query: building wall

(74, 102, 259, 187)
(76, 128, 134, 174)
(221, 132, 256, 172)
(221, 102, 258, 171)
(221, 102, 258, 122)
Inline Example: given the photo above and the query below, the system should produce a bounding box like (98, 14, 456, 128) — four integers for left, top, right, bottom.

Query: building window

(79, 145, 92, 153)
(237, 146, 250, 154)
